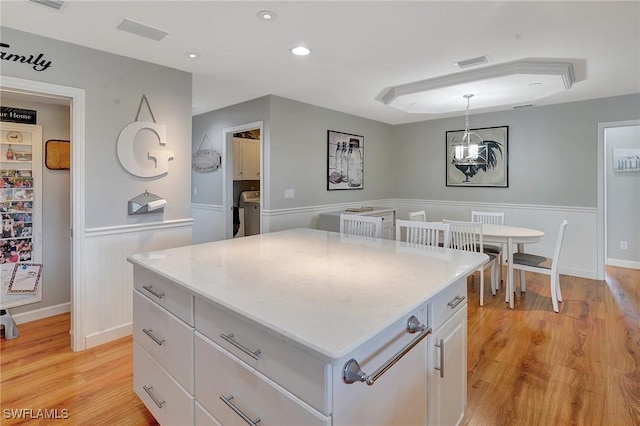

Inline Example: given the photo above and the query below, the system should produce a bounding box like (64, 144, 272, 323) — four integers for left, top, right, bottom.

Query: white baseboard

(85, 322, 132, 349)
(606, 258, 640, 270)
(12, 302, 71, 325)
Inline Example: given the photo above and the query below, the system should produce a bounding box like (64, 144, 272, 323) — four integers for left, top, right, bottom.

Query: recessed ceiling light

(257, 10, 277, 21)
(185, 51, 200, 59)
(291, 46, 311, 56)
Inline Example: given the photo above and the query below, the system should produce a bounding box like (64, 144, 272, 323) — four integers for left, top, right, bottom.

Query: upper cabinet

(233, 137, 260, 181)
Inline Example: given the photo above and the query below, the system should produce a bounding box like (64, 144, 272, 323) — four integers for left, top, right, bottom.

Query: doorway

(1, 76, 86, 351)
(222, 121, 263, 240)
(598, 119, 640, 278)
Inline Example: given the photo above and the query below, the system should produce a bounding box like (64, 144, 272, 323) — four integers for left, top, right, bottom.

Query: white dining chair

(396, 220, 450, 248)
(471, 211, 505, 289)
(340, 214, 383, 238)
(444, 219, 497, 306)
(512, 220, 568, 312)
(408, 210, 427, 222)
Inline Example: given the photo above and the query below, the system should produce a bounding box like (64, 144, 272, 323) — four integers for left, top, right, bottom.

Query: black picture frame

(446, 125, 508, 187)
(327, 130, 364, 190)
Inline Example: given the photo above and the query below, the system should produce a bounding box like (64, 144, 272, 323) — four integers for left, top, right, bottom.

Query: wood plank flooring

(1, 266, 638, 425)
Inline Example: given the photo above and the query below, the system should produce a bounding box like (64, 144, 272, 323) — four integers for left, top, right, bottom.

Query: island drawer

(134, 342, 194, 426)
(430, 276, 467, 331)
(133, 290, 194, 394)
(195, 333, 331, 426)
(196, 401, 222, 426)
(133, 265, 194, 326)
(194, 297, 330, 415)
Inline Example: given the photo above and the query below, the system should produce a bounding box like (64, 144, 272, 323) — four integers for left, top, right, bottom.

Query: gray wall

(2, 98, 71, 315)
(192, 96, 270, 206)
(606, 125, 640, 262)
(393, 94, 640, 207)
(1, 27, 193, 228)
(268, 96, 395, 210)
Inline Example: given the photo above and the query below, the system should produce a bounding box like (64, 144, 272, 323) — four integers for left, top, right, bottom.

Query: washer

(239, 191, 260, 236)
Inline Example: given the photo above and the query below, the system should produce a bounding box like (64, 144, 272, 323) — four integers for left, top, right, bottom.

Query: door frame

(2, 76, 86, 351)
(597, 119, 640, 278)
(222, 121, 263, 239)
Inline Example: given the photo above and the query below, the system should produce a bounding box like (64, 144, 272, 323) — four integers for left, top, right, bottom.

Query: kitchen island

(128, 228, 487, 426)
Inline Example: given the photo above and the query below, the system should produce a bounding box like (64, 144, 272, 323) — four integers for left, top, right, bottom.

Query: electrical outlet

(620, 241, 628, 250)
(284, 189, 295, 199)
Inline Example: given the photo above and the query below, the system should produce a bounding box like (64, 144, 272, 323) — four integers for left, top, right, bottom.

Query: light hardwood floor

(1, 266, 638, 425)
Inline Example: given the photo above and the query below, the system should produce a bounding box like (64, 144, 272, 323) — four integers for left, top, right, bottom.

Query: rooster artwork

(446, 125, 508, 187)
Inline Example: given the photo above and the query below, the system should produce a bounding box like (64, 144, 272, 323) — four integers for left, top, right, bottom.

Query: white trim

(1, 76, 86, 351)
(85, 322, 132, 349)
(606, 258, 640, 270)
(263, 198, 596, 217)
(392, 198, 596, 213)
(598, 119, 640, 281)
(222, 121, 263, 239)
(86, 218, 194, 237)
(12, 302, 71, 325)
(192, 203, 222, 211)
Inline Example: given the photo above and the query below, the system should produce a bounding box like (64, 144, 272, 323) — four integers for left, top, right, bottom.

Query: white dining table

(481, 224, 545, 309)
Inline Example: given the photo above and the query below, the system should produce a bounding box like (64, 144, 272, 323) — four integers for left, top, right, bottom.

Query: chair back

(443, 220, 483, 253)
(396, 220, 450, 247)
(471, 211, 504, 226)
(551, 220, 569, 271)
(408, 210, 427, 222)
(339, 214, 383, 238)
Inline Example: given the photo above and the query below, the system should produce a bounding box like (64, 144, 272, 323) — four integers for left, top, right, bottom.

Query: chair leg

(479, 268, 484, 306)
(555, 272, 563, 302)
(550, 274, 559, 313)
(490, 261, 497, 296)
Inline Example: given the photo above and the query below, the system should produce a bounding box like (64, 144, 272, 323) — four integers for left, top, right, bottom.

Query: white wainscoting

(192, 203, 225, 244)
(84, 219, 193, 349)
(194, 199, 599, 279)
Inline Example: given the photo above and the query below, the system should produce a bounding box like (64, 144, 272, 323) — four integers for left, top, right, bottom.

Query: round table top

(481, 224, 545, 239)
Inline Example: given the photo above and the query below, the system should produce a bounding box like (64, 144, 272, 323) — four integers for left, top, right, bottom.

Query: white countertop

(128, 228, 487, 362)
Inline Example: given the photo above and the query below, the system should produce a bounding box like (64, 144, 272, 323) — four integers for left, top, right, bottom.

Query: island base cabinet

(331, 309, 428, 426)
(428, 305, 467, 426)
(196, 401, 222, 426)
(195, 333, 331, 426)
(133, 342, 194, 425)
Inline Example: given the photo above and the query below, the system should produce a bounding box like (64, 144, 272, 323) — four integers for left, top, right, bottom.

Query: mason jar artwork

(347, 138, 362, 187)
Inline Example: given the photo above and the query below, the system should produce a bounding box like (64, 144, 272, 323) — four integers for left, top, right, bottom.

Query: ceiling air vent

(513, 104, 536, 109)
(29, 0, 64, 9)
(454, 55, 492, 69)
(117, 19, 169, 41)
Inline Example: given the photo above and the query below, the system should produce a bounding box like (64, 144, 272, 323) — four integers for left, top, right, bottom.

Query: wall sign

(117, 95, 173, 178)
(0, 107, 37, 124)
(0, 43, 52, 72)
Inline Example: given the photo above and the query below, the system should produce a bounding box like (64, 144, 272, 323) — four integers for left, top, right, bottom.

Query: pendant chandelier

(452, 94, 486, 165)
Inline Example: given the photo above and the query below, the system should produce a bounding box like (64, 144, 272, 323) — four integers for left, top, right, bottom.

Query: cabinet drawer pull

(342, 315, 432, 386)
(220, 332, 262, 360)
(142, 328, 165, 346)
(220, 395, 261, 426)
(434, 339, 444, 378)
(143, 385, 166, 409)
(142, 285, 165, 299)
(447, 295, 465, 309)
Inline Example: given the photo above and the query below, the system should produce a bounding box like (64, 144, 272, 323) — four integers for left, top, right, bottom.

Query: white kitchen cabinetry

(317, 207, 396, 240)
(129, 229, 484, 426)
(232, 137, 260, 180)
(428, 279, 468, 426)
(132, 268, 195, 424)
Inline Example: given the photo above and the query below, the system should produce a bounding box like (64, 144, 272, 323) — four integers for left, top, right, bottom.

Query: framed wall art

(327, 130, 364, 190)
(612, 148, 640, 171)
(446, 126, 508, 187)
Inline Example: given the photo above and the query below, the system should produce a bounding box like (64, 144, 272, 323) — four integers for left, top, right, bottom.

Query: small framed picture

(327, 130, 364, 190)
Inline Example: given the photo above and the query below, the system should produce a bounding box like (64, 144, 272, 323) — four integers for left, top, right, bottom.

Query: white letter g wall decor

(117, 95, 174, 178)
